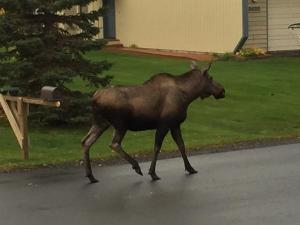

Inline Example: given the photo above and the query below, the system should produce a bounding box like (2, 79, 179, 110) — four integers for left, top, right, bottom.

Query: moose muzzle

(214, 89, 225, 99)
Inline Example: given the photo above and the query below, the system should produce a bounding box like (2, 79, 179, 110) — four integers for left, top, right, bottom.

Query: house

(244, 0, 300, 51)
(76, 0, 300, 53)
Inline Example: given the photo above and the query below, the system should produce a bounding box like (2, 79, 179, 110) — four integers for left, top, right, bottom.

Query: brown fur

(82, 63, 225, 183)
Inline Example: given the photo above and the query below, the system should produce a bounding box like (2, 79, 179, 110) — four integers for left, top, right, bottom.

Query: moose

(81, 62, 225, 183)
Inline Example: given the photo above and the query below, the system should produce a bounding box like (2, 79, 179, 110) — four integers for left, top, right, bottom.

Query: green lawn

(1, 50, 300, 171)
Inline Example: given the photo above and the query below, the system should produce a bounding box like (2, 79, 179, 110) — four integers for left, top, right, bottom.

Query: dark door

(103, 0, 116, 39)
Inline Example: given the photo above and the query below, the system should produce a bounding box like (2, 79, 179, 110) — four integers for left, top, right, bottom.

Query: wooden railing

(0, 94, 60, 160)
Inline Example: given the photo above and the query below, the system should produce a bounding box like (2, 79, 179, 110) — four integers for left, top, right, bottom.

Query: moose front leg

(109, 129, 143, 176)
(171, 126, 198, 174)
(148, 127, 169, 181)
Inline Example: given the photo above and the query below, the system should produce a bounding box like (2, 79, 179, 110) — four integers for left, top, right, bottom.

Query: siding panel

(268, 0, 300, 51)
(244, 0, 268, 50)
(115, 0, 243, 53)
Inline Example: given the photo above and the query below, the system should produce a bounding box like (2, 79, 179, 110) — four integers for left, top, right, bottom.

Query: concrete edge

(1, 136, 300, 173)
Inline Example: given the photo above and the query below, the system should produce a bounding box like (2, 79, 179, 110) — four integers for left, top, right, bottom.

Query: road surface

(1, 143, 300, 225)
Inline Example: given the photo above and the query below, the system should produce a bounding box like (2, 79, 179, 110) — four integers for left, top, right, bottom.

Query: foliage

(129, 44, 139, 48)
(236, 47, 267, 57)
(0, 0, 111, 124)
(215, 48, 268, 61)
(214, 52, 236, 61)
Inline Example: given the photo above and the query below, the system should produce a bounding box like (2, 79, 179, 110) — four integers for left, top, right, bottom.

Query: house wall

(88, 1, 104, 39)
(268, 0, 300, 51)
(114, 0, 244, 53)
(244, 0, 268, 50)
(64, 3, 104, 39)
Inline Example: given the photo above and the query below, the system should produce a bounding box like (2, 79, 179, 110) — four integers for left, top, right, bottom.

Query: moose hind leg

(148, 127, 169, 181)
(109, 129, 143, 176)
(171, 126, 197, 174)
(82, 123, 109, 183)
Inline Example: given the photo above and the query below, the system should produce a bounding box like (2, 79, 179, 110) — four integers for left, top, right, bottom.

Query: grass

(1, 50, 300, 171)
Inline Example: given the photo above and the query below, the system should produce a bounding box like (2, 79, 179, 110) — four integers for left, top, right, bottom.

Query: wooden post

(18, 98, 29, 160)
(0, 95, 23, 149)
(0, 94, 60, 160)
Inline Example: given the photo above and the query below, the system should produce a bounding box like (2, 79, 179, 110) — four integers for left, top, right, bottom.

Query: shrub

(236, 48, 267, 57)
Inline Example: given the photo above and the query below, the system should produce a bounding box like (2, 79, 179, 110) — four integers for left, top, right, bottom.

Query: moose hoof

(151, 175, 161, 181)
(149, 172, 161, 181)
(86, 175, 99, 184)
(133, 165, 143, 176)
(186, 167, 198, 174)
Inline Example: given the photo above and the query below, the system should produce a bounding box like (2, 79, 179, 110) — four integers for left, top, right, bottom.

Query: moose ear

(190, 61, 198, 70)
(203, 62, 212, 75)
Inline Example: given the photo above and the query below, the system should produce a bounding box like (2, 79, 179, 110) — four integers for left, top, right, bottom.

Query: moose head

(191, 61, 225, 100)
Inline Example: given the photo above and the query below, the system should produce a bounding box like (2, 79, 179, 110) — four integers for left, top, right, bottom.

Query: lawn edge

(1, 136, 300, 173)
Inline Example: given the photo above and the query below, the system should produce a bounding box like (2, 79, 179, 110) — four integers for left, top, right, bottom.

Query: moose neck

(177, 70, 205, 104)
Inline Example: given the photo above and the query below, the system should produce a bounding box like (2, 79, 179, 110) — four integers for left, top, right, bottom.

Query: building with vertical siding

(245, 0, 300, 51)
(77, 0, 300, 53)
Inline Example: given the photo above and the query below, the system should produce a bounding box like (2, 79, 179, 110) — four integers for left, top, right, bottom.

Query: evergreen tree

(0, 0, 112, 124)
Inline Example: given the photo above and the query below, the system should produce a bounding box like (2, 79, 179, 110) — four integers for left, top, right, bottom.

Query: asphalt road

(1, 143, 300, 225)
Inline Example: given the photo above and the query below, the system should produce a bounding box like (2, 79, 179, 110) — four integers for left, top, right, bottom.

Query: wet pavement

(1, 143, 300, 225)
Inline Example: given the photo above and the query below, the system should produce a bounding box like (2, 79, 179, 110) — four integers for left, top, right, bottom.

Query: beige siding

(244, 0, 268, 50)
(88, 1, 104, 39)
(115, 0, 243, 53)
(268, 0, 300, 51)
(62, 7, 79, 34)
(64, 6, 78, 15)
(63, 3, 103, 39)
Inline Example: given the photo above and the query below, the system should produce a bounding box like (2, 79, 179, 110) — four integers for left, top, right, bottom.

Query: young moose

(82, 62, 225, 183)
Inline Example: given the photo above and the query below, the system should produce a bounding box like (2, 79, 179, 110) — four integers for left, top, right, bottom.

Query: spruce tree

(0, 0, 112, 124)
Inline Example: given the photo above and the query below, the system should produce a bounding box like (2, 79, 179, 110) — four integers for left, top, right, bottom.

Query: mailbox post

(0, 87, 61, 160)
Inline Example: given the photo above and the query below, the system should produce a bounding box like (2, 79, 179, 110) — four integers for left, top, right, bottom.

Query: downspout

(234, 0, 249, 53)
